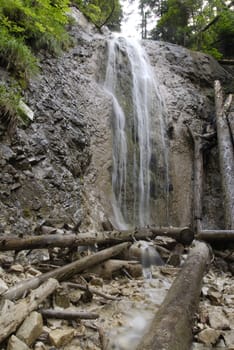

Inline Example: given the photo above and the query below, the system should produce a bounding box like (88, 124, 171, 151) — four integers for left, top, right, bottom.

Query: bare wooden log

(40, 309, 99, 320)
(0, 278, 58, 344)
(187, 125, 216, 233)
(214, 80, 234, 229)
(64, 282, 118, 300)
(196, 230, 234, 241)
(0, 227, 194, 251)
(2, 242, 129, 301)
(136, 241, 210, 350)
(149, 226, 194, 245)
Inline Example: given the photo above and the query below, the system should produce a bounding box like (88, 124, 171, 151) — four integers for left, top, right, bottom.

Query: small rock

(16, 311, 43, 345)
(49, 328, 75, 347)
(208, 309, 230, 330)
(34, 341, 46, 350)
(9, 264, 24, 273)
(197, 327, 221, 346)
(7, 335, 30, 350)
(222, 330, 234, 347)
(89, 276, 103, 287)
(0, 278, 8, 295)
(54, 289, 70, 308)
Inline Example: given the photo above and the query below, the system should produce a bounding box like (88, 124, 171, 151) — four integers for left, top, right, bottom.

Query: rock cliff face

(0, 9, 232, 236)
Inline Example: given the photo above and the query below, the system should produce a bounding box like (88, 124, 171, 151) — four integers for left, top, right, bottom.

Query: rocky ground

(0, 236, 233, 350)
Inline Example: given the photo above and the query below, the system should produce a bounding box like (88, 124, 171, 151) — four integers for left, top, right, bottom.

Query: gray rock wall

(0, 9, 232, 235)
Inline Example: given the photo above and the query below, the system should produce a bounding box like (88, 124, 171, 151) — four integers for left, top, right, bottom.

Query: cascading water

(104, 35, 168, 229)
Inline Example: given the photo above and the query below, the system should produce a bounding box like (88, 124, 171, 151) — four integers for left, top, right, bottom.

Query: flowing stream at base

(104, 35, 168, 229)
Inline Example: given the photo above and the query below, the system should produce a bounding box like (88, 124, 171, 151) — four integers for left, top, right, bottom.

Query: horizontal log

(40, 309, 99, 320)
(196, 230, 234, 241)
(0, 227, 194, 252)
(0, 278, 58, 343)
(149, 226, 194, 245)
(136, 241, 210, 350)
(2, 242, 129, 301)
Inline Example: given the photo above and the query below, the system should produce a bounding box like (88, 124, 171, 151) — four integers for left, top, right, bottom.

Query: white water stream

(104, 35, 167, 229)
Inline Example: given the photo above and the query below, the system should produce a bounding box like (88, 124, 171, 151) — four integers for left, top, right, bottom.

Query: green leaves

(74, 0, 122, 31)
(142, 0, 234, 59)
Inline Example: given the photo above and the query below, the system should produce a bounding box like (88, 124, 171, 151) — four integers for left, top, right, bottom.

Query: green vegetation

(140, 0, 234, 59)
(0, 82, 21, 136)
(73, 0, 122, 31)
(0, 0, 122, 135)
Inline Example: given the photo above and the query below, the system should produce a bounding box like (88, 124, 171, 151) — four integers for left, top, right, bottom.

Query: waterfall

(104, 36, 168, 229)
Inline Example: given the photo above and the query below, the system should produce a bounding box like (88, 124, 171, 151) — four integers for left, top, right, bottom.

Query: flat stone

(7, 335, 30, 350)
(16, 311, 43, 345)
(197, 327, 221, 345)
(208, 308, 230, 330)
(49, 328, 75, 347)
(223, 330, 234, 347)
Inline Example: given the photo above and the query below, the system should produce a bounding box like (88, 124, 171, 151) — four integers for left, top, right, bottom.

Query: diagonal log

(0, 278, 58, 344)
(214, 80, 234, 229)
(136, 241, 210, 350)
(2, 242, 129, 301)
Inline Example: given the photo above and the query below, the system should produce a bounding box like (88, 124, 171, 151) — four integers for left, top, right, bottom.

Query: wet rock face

(143, 41, 232, 228)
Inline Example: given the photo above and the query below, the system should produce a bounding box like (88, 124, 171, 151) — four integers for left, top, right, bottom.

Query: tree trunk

(187, 125, 216, 233)
(2, 242, 129, 301)
(214, 80, 234, 229)
(0, 227, 194, 251)
(136, 241, 210, 350)
(0, 278, 58, 344)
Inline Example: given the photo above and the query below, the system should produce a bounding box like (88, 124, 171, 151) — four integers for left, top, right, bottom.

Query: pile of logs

(0, 224, 213, 350)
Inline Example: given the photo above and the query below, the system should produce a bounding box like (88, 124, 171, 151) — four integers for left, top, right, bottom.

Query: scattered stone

(0, 278, 8, 295)
(54, 289, 70, 308)
(223, 330, 234, 347)
(208, 308, 230, 330)
(34, 341, 47, 350)
(197, 327, 221, 346)
(49, 328, 75, 347)
(16, 311, 43, 346)
(9, 264, 24, 273)
(7, 335, 30, 350)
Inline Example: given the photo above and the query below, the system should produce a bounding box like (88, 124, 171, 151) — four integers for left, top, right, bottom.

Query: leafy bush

(0, 82, 21, 136)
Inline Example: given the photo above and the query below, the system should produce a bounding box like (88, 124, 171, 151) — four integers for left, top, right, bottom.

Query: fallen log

(214, 80, 234, 229)
(0, 278, 58, 344)
(149, 226, 194, 245)
(196, 230, 234, 242)
(2, 242, 129, 301)
(40, 309, 99, 320)
(136, 241, 210, 350)
(0, 226, 194, 251)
